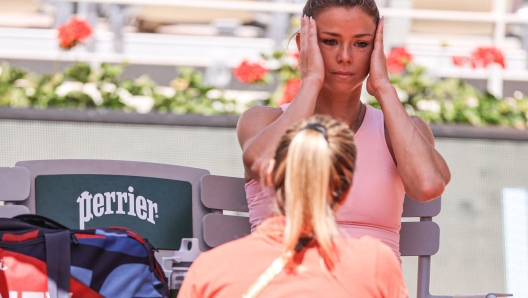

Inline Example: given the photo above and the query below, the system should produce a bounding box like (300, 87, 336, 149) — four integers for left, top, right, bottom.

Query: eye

(356, 41, 369, 48)
(323, 39, 338, 46)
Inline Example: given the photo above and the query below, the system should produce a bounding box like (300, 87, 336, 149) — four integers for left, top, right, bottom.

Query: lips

(331, 71, 355, 78)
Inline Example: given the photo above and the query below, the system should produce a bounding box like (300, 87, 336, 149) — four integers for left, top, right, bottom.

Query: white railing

(55, 0, 527, 23)
(42, 0, 528, 55)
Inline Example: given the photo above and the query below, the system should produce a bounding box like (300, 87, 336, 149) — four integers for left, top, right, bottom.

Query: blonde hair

(271, 115, 357, 268)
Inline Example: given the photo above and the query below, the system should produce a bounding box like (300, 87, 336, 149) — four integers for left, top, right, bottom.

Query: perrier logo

(76, 186, 159, 229)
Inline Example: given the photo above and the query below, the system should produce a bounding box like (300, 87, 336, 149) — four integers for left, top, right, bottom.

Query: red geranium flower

(233, 60, 268, 84)
(452, 56, 469, 67)
(288, 50, 300, 66)
(57, 17, 93, 50)
(278, 78, 302, 106)
(470, 46, 506, 69)
(386, 47, 412, 73)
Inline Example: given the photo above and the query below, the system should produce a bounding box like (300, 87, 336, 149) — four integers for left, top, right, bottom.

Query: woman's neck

(315, 87, 364, 130)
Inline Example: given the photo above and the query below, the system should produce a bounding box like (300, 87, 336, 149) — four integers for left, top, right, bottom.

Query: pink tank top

(244, 104, 405, 259)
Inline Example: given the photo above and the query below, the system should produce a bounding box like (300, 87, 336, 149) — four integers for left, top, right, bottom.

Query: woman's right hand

(298, 16, 325, 85)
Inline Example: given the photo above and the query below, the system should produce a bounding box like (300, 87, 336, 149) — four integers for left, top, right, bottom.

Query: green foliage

(2, 56, 528, 129)
(153, 67, 237, 115)
(365, 63, 528, 129)
(100, 62, 124, 83)
(261, 51, 299, 82)
(255, 50, 528, 129)
(64, 62, 91, 83)
(0, 62, 236, 115)
(259, 50, 300, 106)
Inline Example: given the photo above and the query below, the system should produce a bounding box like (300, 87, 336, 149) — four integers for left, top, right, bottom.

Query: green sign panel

(35, 174, 192, 250)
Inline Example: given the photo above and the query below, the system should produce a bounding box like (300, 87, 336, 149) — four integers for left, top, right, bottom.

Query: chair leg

(417, 256, 453, 298)
(417, 256, 432, 298)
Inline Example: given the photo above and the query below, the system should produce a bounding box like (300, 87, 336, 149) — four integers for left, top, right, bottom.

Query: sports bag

(0, 214, 169, 298)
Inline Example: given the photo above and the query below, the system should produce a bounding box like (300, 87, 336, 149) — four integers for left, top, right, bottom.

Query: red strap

(0, 249, 8, 298)
(75, 234, 105, 239)
(2, 230, 39, 242)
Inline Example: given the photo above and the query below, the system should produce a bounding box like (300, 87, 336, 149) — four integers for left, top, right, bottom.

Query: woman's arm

(367, 18, 451, 202)
(237, 16, 324, 182)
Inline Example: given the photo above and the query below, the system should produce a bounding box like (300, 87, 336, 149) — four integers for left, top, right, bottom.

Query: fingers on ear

(374, 17, 384, 44)
(299, 16, 307, 51)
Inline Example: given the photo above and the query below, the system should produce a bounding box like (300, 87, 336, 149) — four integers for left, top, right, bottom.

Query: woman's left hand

(366, 17, 393, 99)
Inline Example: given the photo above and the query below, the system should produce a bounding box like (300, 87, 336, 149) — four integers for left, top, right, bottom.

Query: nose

(337, 45, 352, 64)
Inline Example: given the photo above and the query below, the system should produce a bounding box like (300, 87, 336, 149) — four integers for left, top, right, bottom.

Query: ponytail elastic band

(300, 123, 328, 140)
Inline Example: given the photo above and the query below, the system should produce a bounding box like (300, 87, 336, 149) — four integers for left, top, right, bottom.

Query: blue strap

(45, 231, 71, 298)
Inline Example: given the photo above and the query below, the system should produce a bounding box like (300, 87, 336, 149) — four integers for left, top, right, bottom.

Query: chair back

(200, 174, 250, 247)
(1, 160, 210, 270)
(0, 167, 31, 217)
(2, 164, 444, 298)
(400, 195, 441, 256)
(400, 195, 442, 298)
(200, 174, 442, 258)
(2, 167, 442, 256)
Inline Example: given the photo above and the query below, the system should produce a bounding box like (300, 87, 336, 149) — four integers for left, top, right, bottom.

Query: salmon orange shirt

(178, 216, 408, 298)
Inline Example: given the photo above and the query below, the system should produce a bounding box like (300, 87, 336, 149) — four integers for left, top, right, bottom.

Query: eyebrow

(321, 31, 372, 38)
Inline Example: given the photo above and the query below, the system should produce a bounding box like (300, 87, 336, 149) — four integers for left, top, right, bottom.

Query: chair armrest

(453, 293, 512, 298)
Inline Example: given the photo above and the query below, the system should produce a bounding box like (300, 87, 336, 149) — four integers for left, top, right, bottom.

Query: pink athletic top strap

(244, 103, 405, 260)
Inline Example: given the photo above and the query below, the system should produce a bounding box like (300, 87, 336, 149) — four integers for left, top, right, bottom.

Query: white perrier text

(76, 186, 158, 229)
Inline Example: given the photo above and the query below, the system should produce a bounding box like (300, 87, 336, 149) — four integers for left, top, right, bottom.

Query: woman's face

(314, 7, 377, 94)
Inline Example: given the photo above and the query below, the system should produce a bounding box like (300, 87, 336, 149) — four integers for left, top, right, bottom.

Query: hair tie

(300, 123, 328, 141)
(295, 237, 313, 253)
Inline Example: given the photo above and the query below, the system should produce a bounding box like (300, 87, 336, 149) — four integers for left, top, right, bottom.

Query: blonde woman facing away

(178, 115, 407, 298)
(237, 0, 451, 261)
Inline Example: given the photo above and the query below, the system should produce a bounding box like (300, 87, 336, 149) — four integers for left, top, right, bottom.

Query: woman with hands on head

(237, 0, 451, 261)
(179, 115, 408, 298)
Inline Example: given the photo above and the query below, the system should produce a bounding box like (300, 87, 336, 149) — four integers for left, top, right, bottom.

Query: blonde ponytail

(271, 115, 356, 269)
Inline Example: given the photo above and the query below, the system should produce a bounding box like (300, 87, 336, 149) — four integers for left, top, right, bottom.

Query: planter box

(1, 106, 528, 140)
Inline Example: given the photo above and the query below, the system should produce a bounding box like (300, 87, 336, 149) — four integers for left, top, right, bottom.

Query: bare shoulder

(236, 105, 283, 149)
(410, 115, 435, 145)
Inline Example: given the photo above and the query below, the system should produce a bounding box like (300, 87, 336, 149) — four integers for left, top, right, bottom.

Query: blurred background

(1, 0, 528, 297)
(2, 0, 528, 94)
